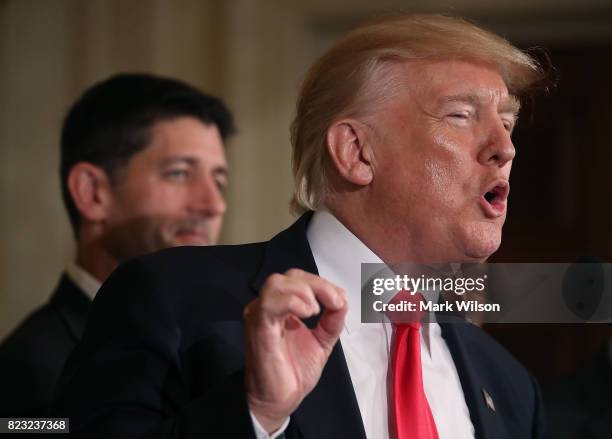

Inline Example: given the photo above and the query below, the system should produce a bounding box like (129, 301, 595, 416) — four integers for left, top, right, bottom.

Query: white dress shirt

(306, 210, 475, 439)
(65, 262, 101, 301)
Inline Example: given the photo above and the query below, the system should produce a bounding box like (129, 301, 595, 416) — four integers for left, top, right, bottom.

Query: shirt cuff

(250, 410, 290, 439)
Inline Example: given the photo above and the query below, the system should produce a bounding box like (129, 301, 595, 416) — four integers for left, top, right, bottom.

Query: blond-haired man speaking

(56, 15, 548, 439)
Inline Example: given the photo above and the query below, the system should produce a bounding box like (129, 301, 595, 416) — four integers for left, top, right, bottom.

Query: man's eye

(447, 112, 471, 124)
(165, 169, 190, 180)
(502, 119, 516, 133)
(215, 178, 227, 193)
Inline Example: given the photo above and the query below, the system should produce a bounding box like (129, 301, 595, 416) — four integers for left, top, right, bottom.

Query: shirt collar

(306, 209, 383, 333)
(65, 262, 101, 301)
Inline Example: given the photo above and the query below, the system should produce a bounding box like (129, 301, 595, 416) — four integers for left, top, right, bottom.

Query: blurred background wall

(1, 0, 612, 382)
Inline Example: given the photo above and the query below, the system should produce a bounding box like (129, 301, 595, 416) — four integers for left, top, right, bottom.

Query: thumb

(312, 301, 348, 350)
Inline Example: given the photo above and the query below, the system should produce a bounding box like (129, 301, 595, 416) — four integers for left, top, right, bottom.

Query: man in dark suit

(0, 73, 235, 417)
(56, 15, 549, 438)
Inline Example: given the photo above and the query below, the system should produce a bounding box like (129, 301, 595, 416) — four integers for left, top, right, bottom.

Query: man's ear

(326, 119, 374, 186)
(66, 162, 114, 222)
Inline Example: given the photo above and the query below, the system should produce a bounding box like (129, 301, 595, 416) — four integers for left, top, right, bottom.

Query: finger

(244, 289, 314, 327)
(285, 314, 303, 331)
(258, 289, 318, 323)
(284, 269, 348, 348)
(260, 273, 321, 314)
(284, 269, 346, 312)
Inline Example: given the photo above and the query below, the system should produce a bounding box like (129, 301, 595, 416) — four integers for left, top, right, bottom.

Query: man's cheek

(423, 157, 450, 183)
(209, 219, 224, 245)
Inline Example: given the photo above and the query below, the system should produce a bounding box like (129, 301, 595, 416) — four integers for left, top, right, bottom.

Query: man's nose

(477, 117, 516, 168)
(190, 176, 226, 216)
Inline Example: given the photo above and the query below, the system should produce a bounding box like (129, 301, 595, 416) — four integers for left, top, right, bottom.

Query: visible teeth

(485, 192, 496, 202)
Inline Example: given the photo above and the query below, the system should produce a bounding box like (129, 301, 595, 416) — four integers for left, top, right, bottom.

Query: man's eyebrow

(499, 96, 521, 115)
(440, 93, 481, 106)
(160, 156, 199, 167)
(160, 156, 228, 175)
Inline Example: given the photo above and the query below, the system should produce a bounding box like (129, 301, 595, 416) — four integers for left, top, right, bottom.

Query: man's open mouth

(480, 181, 509, 218)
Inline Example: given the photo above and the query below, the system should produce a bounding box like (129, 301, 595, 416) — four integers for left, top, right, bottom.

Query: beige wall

(2, 0, 611, 339)
(1, 0, 73, 337)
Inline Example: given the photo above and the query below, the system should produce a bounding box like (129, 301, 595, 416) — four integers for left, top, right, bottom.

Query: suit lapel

(440, 322, 504, 439)
(292, 341, 367, 439)
(251, 212, 317, 292)
(251, 212, 366, 439)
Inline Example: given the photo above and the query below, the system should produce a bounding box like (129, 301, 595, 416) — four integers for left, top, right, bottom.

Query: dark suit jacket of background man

(0, 275, 90, 416)
(55, 212, 546, 438)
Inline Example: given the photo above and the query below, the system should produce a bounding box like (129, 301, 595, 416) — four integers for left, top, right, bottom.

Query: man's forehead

(391, 59, 517, 109)
(125, 119, 227, 170)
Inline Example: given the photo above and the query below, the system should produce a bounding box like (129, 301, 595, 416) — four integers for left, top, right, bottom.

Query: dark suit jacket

(0, 274, 90, 417)
(544, 347, 612, 439)
(55, 213, 546, 438)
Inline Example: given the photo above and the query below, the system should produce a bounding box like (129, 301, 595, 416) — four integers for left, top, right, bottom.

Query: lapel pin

(482, 388, 496, 413)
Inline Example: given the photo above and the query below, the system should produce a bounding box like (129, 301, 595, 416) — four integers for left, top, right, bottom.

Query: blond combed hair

(290, 14, 548, 214)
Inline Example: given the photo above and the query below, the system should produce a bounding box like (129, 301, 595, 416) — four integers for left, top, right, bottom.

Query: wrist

(247, 397, 289, 434)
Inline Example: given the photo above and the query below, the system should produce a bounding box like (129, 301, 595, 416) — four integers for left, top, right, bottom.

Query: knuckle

(285, 268, 303, 277)
(262, 273, 284, 291)
(259, 295, 278, 315)
(287, 295, 303, 312)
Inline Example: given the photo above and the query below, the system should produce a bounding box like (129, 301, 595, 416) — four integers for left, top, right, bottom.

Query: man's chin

(168, 234, 211, 247)
(459, 223, 502, 260)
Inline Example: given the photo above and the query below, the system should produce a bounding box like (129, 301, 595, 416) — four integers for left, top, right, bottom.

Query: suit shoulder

(0, 301, 75, 415)
(0, 302, 72, 359)
(92, 242, 268, 328)
(134, 241, 267, 278)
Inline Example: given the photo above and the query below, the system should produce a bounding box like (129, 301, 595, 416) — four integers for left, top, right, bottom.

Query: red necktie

(388, 291, 439, 439)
